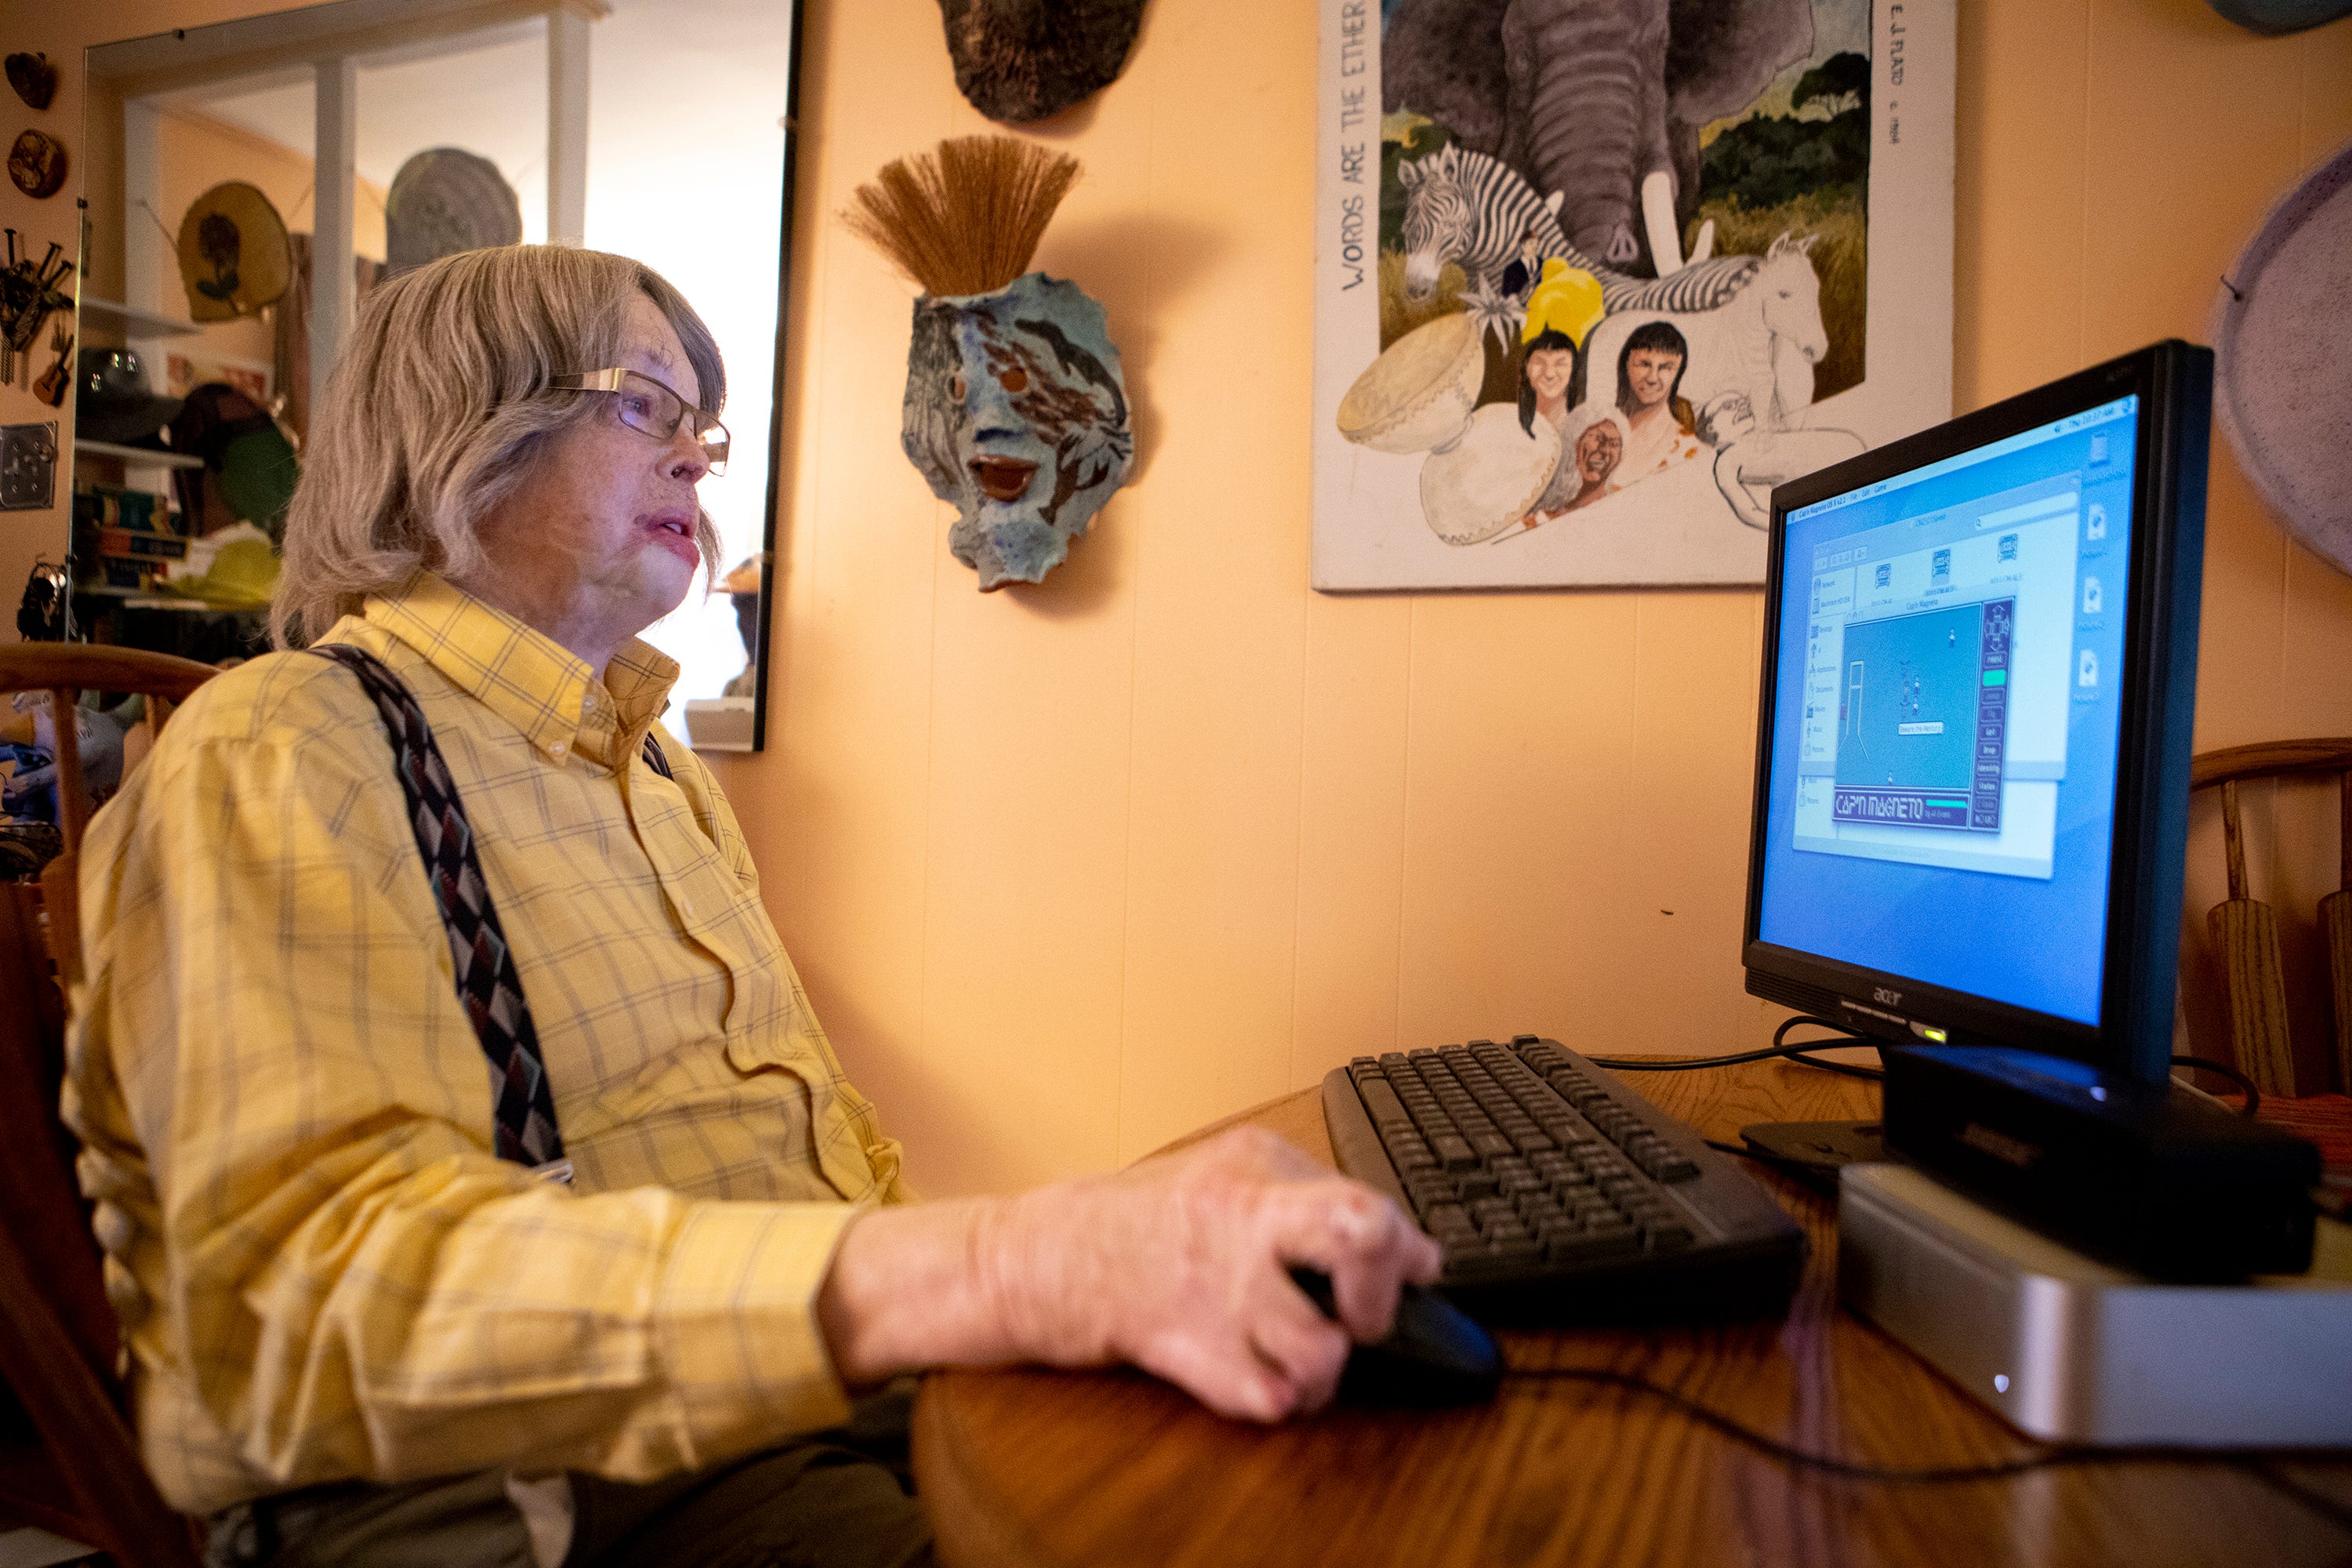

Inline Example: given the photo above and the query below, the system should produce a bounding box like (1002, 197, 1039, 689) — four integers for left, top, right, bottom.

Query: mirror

(74, 0, 800, 749)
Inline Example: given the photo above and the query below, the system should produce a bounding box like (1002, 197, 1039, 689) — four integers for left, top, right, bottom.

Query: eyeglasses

(550, 368, 729, 475)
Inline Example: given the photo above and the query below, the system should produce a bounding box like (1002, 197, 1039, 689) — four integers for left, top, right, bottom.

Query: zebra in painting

(1397, 143, 1568, 301)
(1396, 143, 1758, 316)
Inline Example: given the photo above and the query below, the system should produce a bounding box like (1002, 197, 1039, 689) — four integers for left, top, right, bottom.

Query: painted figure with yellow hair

(1512, 261, 1625, 524)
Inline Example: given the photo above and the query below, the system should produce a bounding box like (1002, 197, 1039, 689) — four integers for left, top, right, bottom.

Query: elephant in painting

(1384, 0, 1817, 278)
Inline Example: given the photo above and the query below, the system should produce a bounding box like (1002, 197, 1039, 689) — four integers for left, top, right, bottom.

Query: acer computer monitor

(1742, 342, 2212, 1087)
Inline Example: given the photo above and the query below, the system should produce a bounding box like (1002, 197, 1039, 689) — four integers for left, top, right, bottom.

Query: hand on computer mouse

(1287, 1265, 1503, 1406)
(976, 1125, 1444, 1422)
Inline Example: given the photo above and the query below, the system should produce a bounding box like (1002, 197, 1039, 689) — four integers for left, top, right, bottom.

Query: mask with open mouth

(902, 270, 1131, 590)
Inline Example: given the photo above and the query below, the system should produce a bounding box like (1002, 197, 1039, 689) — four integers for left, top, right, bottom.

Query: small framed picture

(0, 420, 57, 510)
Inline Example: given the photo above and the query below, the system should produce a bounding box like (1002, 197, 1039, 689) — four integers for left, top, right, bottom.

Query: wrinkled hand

(981, 1127, 1443, 1421)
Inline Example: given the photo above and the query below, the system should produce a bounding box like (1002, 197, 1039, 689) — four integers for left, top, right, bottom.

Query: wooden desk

(912, 1061, 2352, 1568)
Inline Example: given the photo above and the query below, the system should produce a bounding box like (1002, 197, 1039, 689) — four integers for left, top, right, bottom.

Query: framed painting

(1313, 0, 1955, 590)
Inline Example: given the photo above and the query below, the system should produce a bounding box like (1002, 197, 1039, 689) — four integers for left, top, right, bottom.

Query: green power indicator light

(1920, 1025, 1948, 1043)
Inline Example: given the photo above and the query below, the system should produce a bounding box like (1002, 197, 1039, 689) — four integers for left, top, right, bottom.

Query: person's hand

(980, 1126, 1443, 1421)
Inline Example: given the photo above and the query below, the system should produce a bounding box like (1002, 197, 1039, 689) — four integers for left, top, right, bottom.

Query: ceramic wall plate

(7, 129, 65, 198)
(2212, 136, 2352, 576)
(5, 52, 57, 111)
(176, 181, 293, 319)
(2205, 0, 2352, 35)
(385, 147, 524, 274)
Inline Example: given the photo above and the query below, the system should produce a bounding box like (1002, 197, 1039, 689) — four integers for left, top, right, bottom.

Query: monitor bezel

(1741, 341, 2209, 1085)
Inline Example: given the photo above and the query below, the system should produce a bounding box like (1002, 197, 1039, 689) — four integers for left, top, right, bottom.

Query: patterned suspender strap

(307, 644, 569, 1181)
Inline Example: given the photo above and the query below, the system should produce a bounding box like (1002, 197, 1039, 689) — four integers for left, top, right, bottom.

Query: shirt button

(550, 741, 568, 758)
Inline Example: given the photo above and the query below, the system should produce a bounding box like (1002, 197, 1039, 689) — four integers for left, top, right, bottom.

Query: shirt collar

(362, 573, 681, 767)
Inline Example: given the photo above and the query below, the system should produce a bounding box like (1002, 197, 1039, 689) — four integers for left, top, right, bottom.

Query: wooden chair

(0, 644, 216, 1566)
(2190, 737, 2352, 1101)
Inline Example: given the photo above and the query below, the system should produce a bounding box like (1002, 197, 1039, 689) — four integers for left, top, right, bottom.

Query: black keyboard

(1323, 1036, 1806, 1323)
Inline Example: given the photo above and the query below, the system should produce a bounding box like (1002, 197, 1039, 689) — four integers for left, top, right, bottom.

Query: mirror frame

(72, 0, 805, 750)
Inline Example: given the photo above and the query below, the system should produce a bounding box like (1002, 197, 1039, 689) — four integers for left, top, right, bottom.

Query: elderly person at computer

(64, 245, 1438, 1568)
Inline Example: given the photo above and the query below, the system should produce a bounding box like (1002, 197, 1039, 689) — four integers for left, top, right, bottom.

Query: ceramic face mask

(902, 272, 1132, 590)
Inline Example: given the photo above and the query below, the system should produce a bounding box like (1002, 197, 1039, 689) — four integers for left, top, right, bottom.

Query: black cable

(1589, 1015, 1885, 1082)
(1504, 1363, 2352, 1532)
(2171, 1054, 2261, 1119)
(1508, 1364, 2111, 1481)
(1782, 1049, 1887, 1083)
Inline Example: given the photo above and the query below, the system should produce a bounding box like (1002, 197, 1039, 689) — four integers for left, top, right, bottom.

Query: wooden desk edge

(912, 1083, 1331, 1568)
(913, 1386, 1043, 1568)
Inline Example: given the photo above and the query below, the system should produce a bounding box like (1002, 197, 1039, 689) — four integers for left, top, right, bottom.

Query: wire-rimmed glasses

(550, 368, 730, 475)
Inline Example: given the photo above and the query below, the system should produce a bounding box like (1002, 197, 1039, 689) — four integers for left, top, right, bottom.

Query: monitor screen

(1754, 394, 2142, 1029)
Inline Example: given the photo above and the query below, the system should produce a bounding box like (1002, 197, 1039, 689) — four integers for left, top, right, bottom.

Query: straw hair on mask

(844, 135, 1080, 297)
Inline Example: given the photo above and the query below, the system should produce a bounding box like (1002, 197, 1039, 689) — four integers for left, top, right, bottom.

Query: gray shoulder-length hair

(270, 245, 725, 648)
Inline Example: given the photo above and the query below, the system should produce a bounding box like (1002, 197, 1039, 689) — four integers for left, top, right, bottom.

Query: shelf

(73, 586, 205, 608)
(78, 296, 201, 339)
(74, 438, 205, 470)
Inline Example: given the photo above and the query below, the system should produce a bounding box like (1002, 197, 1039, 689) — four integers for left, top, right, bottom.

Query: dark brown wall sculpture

(938, 0, 1146, 125)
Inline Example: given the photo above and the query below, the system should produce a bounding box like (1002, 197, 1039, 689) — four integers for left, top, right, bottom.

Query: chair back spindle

(2190, 739, 2352, 1099)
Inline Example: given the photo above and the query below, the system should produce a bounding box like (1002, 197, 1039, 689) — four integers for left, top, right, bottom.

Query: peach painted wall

(705, 0, 2352, 1197)
(5, 0, 2349, 1195)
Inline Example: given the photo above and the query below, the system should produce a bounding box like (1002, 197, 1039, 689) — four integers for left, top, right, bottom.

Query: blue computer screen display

(1755, 395, 2140, 1025)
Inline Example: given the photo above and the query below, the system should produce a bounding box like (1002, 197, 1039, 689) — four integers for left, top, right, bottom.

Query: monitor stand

(1737, 1119, 1887, 1193)
(1838, 1163, 2352, 1446)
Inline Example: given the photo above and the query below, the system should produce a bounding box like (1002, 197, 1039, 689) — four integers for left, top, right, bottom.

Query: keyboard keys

(1406, 1174, 1457, 1208)
(1359, 1078, 1412, 1129)
(1349, 1036, 1788, 1294)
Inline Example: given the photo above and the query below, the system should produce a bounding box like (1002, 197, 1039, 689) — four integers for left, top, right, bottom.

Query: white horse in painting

(1578, 231, 1828, 436)
(1572, 231, 1864, 528)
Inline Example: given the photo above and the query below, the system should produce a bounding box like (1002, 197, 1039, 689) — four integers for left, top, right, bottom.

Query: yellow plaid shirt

(64, 574, 907, 1515)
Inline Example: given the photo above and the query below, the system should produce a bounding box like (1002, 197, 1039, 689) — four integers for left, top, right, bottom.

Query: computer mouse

(1287, 1265, 1503, 1406)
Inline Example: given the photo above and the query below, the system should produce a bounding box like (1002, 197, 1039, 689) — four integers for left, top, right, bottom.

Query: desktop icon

(1998, 532, 2019, 563)
(2089, 433, 2110, 466)
(2082, 577, 2103, 615)
(2086, 503, 2107, 542)
(1875, 562, 1892, 589)
(1933, 548, 1951, 581)
(2078, 648, 2099, 688)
